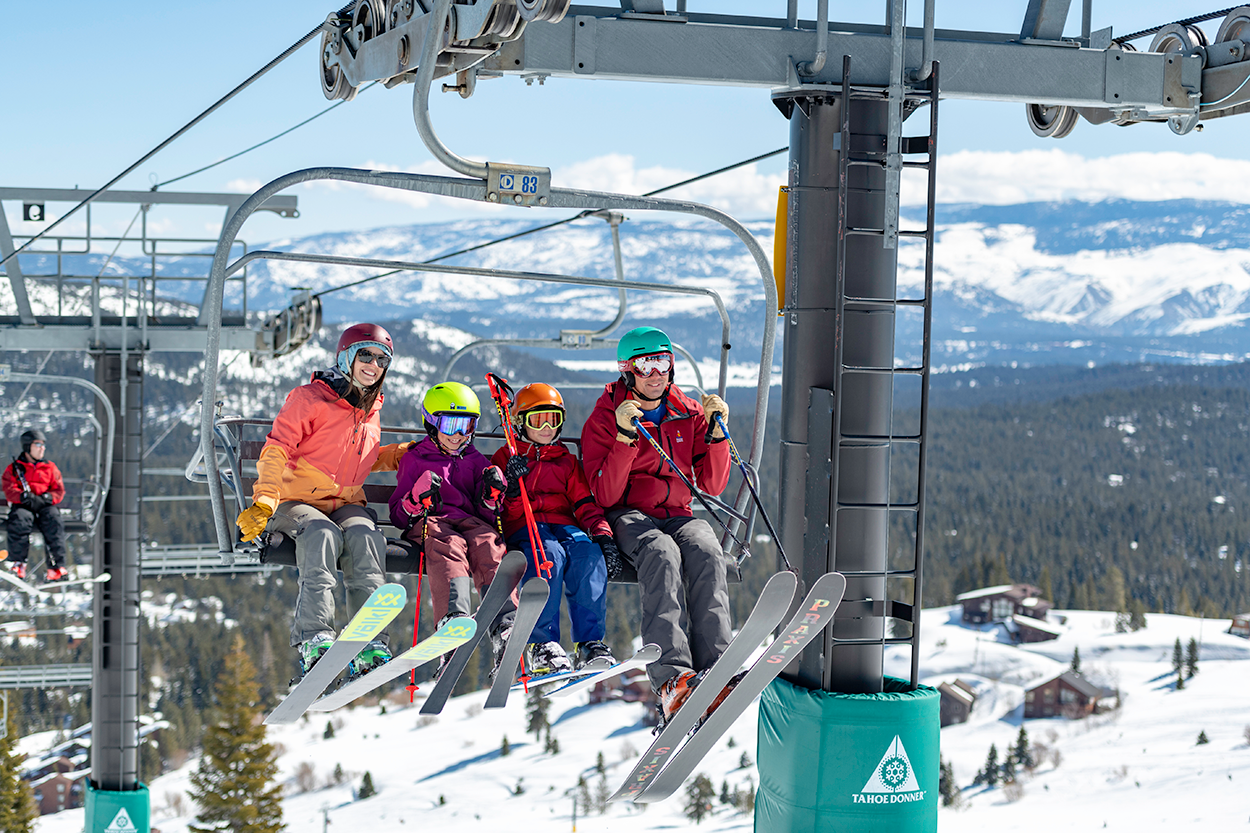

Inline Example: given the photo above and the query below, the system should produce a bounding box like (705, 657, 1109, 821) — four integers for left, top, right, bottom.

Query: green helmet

(422, 382, 481, 421)
(616, 326, 672, 363)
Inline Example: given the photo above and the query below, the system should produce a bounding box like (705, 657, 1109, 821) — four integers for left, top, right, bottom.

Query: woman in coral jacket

(234, 323, 410, 681)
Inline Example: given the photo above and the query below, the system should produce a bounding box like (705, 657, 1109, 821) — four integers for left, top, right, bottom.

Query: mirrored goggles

(522, 410, 564, 430)
(431, 414, 477, 435)
(354, 349, 392, 369)
(620, 352, 673, 378)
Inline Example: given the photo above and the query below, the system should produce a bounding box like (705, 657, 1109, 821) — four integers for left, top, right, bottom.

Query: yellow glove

(236, 502, 274, 542)
(701, 394, 729, 437)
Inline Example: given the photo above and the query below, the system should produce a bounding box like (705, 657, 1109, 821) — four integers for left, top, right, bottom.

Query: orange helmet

(514, 383, 564, 415)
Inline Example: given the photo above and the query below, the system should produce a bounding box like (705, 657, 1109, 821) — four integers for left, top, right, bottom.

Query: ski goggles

(522, 410, 564, 430)
(354, 348, 391, 369)
(429, 414, 478, 435)
(618, 352, 673, 378)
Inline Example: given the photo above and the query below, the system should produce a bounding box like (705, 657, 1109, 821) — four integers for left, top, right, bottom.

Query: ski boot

(6, 561, 27, 580)
(46, 565, 68, 583)
(696, 671, 747, 730)
(574, 640, 616, 670)
(487, 623, 514, 684)
(347, 639, 391, 678)
(655, 670, 702, 728)
(294, 635, 335, 685)
(526, 641, 573, 676)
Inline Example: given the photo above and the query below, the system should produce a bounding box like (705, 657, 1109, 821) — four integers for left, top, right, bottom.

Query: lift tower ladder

(807, 56, 938, 692)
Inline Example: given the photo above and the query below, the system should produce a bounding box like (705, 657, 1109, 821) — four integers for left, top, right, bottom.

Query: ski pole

(713, 413, 794, 572)
(485, 373, 553, 581)
(630, 418, 751, 557)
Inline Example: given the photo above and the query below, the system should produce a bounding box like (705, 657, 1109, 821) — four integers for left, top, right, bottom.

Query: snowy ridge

(31, 605, 1249, 832)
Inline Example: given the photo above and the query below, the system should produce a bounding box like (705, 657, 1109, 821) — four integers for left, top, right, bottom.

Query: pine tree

(1176, 671, 1185, 690)
(1185, 637, 1199, 678)
(1196, 730, 1209, 745)
(981, 744, 1000, 787)
(525, 689, 550, 740)
(500, 735, 511, 757)
(684, 774, 716, 824)
(1070, 646, 1081, 674)
(323, 720, 335, 740)
(188, 636, 285, 833)
(739, 751, 753, 769)
(1104, 565, 1127, 614)
(1000, 754, 1017, 784)
(594, 774, 610, 814)
(720, 780, 732, 805)
(359, 771, 376, 799)
(596, 750, 606, 775)
(1013, 726, 1034, 770)
(938, 757, 960, 807)
(577, 775, 592, 815)
(0, 695, 36, 833)
(1128, 597, 1148, 631)
(1172, 638, 1184, 676)
(1038, 565, 1054, 605)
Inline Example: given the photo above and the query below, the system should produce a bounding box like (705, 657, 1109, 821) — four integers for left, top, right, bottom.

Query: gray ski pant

(608, 510, 732, 691)
(267, 502, 389, 649)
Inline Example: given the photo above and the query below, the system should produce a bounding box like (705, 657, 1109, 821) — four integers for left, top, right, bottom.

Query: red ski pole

(485, 373, 553, 581)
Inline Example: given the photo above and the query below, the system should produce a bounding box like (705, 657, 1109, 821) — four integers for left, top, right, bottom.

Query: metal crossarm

(0, 665, 93, 690)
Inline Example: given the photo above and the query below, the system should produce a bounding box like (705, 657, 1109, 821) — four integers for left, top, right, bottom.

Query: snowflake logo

(878, 755, 909, 791)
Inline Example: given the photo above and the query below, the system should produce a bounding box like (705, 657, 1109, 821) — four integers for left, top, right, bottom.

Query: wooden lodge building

(937, 679, 977, 727)
(1230, 613, 1250, 638)
(956, 584, 1052, 625)
(1023, 671, 1113, 719)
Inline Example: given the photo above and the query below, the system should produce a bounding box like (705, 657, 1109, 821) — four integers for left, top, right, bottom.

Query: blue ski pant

(510, 522, 607, 645)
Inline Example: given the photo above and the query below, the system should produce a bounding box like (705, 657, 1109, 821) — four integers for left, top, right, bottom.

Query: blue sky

(5, 1, 1250, 243)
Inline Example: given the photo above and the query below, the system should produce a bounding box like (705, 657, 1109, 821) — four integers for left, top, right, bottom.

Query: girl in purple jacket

(391, 383, 513, 675)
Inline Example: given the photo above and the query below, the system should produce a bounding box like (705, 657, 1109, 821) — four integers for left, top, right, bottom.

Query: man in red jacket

(580, 327, 733, 721)
(2, 429, 70, 581)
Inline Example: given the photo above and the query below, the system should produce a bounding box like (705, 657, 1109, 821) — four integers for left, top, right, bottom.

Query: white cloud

(920, 149, 1250, 206)
(226, 178, 264, 194)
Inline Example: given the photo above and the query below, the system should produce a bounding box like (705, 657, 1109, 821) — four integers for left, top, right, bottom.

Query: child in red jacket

(2, 429, 69, 581)
(490, 383, 622, 675)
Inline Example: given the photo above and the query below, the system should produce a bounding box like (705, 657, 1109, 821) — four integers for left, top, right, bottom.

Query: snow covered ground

(32, 606, 1250, 832)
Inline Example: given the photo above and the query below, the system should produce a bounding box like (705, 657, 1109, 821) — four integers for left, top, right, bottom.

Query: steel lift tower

(0, 188, 303, 832)
(294, 0, 1250, 828)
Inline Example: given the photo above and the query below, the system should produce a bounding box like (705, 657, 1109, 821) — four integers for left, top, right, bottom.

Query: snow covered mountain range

(10, 198, 1250, 371)
(237, 198, 1250, 370)
(28, 605, 1250, 833)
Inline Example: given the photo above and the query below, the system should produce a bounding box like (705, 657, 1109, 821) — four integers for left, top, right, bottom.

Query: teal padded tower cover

(85, 781, 149, 833)
(756, 676, 938, 833)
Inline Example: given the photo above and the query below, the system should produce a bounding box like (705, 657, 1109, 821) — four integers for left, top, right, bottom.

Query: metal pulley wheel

(1217, 7, 1250, 44)
(387, 0, 415, 30)
(353, 0, 387, 43)
(1149, 23, 1208, 55)
(484, 1, 522, 37)
(1025, 103, 1078, 139)
(320, 28, 358, 102)
(516, 0, 571, 23)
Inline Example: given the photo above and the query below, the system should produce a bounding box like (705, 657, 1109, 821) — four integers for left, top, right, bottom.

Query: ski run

(28, 605, 1250, 833)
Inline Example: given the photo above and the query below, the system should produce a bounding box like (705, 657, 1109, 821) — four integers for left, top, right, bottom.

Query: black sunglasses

(355, 350, 392, 369)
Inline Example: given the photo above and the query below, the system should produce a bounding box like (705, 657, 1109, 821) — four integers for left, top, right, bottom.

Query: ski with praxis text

(484, 575, 551, 708)
(308, 615, 477, 713)
(634, 571, 847, 803)
(545, 643, 662, 700)
(420, 550, 527, 715)
(264, 582, 407, 725)
(607, 570, 799, 803)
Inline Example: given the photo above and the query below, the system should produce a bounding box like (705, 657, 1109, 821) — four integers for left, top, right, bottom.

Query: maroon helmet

(336, 323, 393, 375)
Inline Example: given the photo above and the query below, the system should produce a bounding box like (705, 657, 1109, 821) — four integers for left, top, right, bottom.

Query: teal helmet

(616, 327, 673, 367)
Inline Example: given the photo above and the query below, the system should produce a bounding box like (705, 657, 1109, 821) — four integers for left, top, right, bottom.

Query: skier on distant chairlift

(580, 326, 736, 723)
(489, 382, 622, 677)
(2, 428, 71, 582)
(390, 382, 517, 681)
(235, 323, 411, 682)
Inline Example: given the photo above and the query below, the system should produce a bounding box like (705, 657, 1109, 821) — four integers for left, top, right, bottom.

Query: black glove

(504, 455, 529, 498)
(481, 465, 507, 511)
(23, 492, 48, 511)
(594, 535, 626, 582)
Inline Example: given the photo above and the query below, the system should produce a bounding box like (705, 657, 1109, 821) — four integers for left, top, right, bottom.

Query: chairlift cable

(311, 146, 788, 300)
(0, 4, 355, 270)
(153, 82, 381, 190)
